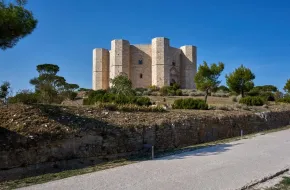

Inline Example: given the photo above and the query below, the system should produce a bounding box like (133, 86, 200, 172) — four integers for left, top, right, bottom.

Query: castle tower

(110, 39, 131, 81)
(180, 45, 197, 89)
(92, 48, 109, 90)
(151, 37, 170, 87)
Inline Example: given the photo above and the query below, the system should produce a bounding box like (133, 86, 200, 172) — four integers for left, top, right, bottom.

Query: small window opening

(172, 62, 176, 66)
(140, 74, 143, 78)
(138, 60, 143, 64)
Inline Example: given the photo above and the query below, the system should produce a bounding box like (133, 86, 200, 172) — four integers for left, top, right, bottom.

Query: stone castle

(92, 37, 197, 90)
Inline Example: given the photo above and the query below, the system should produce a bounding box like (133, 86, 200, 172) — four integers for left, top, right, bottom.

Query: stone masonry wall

(151, 37, 170, 87)
(92, 48, 109, 90)
(130, 44, 152, 88)
(1, 110, 290, 181)
(110, 40, 131, 84)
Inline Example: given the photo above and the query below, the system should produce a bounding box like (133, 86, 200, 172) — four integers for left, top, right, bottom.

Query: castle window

(140, 74, 143, 78)
(172, 62, 176, 66)
(138, 60, 143, 65)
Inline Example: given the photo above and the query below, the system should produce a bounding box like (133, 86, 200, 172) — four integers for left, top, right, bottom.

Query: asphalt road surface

(20, 129, 290, 190)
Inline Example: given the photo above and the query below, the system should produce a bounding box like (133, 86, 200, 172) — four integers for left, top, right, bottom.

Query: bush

(260, 92, 275, 101)
(231, 96, 237, 102)
(176, 89, 182, 96)
(247, 89, 260, 96)
(8, 90, 39, 104)
(160, 86, 170, 96)
(189, 91, 206, 96)
(148, 85, 159, 91)
(277, 97, 290, 103)
(239, 96, 265, 106)
(84, 90, 152, 107)
(172, 98, 208, 110)
(135, 97, 152, 106)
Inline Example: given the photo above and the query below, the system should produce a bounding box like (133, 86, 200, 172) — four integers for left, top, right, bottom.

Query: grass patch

(258, 176, 290, 190)
(1, 126, 290, 190)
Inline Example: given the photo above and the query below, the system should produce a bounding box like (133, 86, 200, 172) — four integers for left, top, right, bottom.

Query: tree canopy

(283, 79, 290, 94)
(0, 0, 37, 50)
(0, 81, 10, 100)
(253, 85, 278, 92)
(194, 61, 224, 103)
(30, 64, 79, 103)
(110, 73, 134, 96)
(226, 65, 255, 97)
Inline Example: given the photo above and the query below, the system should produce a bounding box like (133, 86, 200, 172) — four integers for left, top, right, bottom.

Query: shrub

(239, 96, 265, 106)
(189, 91, 206, 96)
(176, 89, 182, 96)
(134, 88, 147, 93)
(148, 85, 159, 91)
(135, 91, 142, 96)
(160, 86, 170, 96)
(260, 92, 275, 101)
(150, 91, 159, 96)
(172, 98, 208, 110)
(135, 97, 152, 106)
(212, 92, 229, 97)
(231, 96, 237, 102)
(277, 97, 290, 103)
(247, 89, 260, 96)
(8, 90, 39, 104)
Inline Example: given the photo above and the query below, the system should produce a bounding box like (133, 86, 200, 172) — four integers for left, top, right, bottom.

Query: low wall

(1, 110, 290, 181)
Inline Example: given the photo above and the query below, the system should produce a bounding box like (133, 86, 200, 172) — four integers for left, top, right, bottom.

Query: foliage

(159, 86, 170, 96)
(30, 64, 79, 103)
(0, 81, 10, 101)
(8, 89, 38, 104)
(194, 61, 224, 103)
(283, 79, 290, 94)
(277, 97, 290, 104)
(248, 86, 276, 101)
(93, 102, 166, 112)
(189, 91, 206, 96)
(159, 83, 182, 96)
(217, 85, 230, 93)
(78, 88, 91, 92)
(239, 96, 264, 106)
(253, 85, 278, 92)
(211, 92, 229, 97)
(176, 89, 182, 96)
(172, 98, 208, 110)
(226, 65, 255, 97)
(0, 0, 37, 50)
(147, 85, 159, 91)
(110, 73, 135, 96)
(84, 90, 152, 106)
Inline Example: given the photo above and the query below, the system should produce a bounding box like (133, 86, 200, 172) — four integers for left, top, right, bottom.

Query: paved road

(20, 129, 290, 190)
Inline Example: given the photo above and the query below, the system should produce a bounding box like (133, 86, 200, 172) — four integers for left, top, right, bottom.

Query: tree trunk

(205, 89, 208, 103)
(241, 88, 244, 97)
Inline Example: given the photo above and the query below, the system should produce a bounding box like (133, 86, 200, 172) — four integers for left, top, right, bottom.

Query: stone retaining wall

(1, 110, 290, 181)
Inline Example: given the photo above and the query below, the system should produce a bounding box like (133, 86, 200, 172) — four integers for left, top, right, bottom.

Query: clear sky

(1, 0, 290, 93)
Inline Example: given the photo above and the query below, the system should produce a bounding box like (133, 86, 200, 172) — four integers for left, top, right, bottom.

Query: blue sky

(1, 0, 290, 92)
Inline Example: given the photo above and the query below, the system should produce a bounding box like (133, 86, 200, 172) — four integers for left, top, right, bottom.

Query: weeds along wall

(1, 110, 290, 181)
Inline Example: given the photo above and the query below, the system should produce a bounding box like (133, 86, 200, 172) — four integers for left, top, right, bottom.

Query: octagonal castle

(92, 37, 197, 90)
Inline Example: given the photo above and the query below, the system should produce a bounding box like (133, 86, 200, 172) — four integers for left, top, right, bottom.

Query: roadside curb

(238, 167, 290, 190)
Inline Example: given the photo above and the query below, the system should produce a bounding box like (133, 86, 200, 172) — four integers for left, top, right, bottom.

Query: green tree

(30, 64, 70, 103)
(110, 73, 134, 96)
(0, 0, 37, 50)
(0, 81, 10, 104)
(226, 65, 255, 97)
(253, 85, 278, 92)
(217, 85, 230, 92)
(194, 61, 225, 103)
(283, 79, 290, 94)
